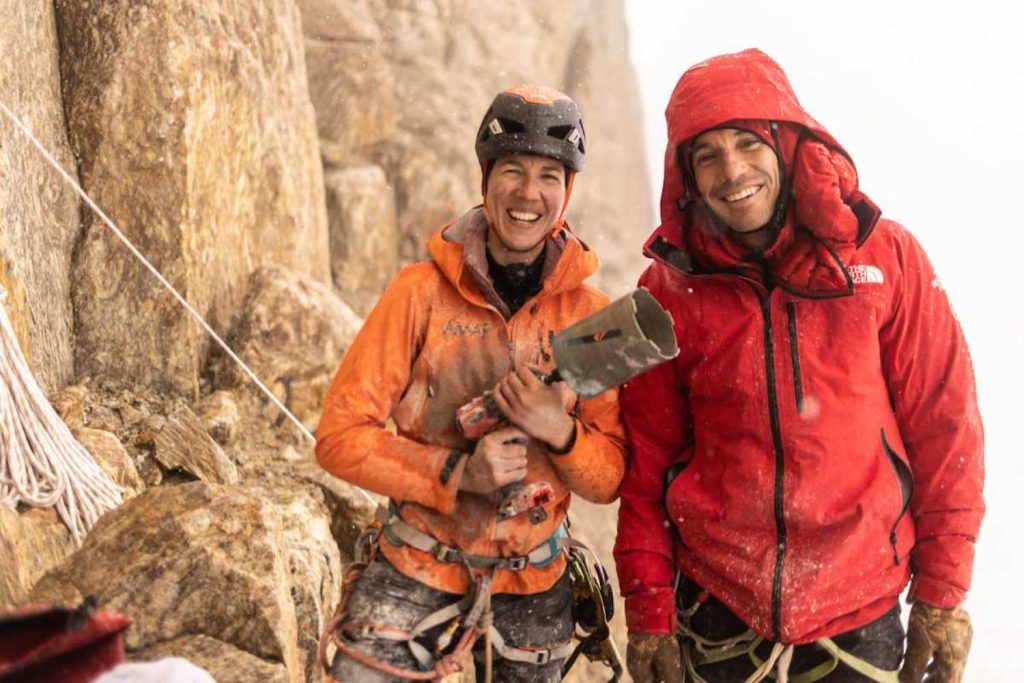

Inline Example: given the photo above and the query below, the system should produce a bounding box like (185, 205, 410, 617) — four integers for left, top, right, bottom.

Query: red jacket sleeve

(613, 268, 691, 634)
(878, 226, 985, 608)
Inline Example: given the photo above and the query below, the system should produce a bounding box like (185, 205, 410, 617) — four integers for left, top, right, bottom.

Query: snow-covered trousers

(678, 578, 905, 682)
(330, 556, 573, 682)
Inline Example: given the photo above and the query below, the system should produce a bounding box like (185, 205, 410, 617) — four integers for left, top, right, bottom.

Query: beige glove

(626, 633, 683, 683)
(899, 603, 973, 683)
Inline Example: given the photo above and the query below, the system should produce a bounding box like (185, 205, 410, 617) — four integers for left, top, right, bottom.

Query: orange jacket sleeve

(315, 266, 466, 515)
(545, 386, 627, 504)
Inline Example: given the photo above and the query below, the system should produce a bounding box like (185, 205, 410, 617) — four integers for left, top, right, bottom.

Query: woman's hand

(493, 365, 576, 452)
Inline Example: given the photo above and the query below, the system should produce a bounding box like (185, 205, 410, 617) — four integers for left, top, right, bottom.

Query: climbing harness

(0, 97, 378, 518)
(678, 590, 899, 683)
(378, 503, 567, 571)
(0, 285, 122, 542)
(319, 505, 622, 682)
(317, 504, 575, 680)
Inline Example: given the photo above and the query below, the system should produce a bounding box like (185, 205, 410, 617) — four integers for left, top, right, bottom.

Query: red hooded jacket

(613, 49, 984, 644)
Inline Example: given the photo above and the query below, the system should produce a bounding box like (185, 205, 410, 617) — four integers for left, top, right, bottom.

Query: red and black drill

(454, 288, 678, 522)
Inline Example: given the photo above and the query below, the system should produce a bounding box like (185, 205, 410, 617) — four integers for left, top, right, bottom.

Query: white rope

(0, 100, 377, 511)
(678, 621, 794, 683)
(0, 286, 122, 542)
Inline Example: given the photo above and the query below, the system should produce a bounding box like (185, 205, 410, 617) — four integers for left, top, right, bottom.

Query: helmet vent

(547, 125, 575, 140)
(549, 124, 585, 154)
(497, 118, 526, 134)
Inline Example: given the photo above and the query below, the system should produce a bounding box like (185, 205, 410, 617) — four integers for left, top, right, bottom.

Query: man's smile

(721, 184, 763, 203)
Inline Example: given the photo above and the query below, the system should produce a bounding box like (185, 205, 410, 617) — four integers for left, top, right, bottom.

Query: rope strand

(0, 99, 378, 529)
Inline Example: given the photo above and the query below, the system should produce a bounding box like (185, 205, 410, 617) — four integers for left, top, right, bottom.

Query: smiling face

(483, 154, 567, 265)
(691, 127, 781, 233)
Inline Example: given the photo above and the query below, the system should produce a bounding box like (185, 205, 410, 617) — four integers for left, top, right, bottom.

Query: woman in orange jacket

(316, 84, 626, 682)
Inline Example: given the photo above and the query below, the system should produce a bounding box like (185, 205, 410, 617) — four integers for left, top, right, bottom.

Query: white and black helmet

(475, 84, 586, 174)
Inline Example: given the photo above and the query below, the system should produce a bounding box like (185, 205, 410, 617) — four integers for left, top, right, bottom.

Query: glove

(899, 603, 973, 683)
(626, 633, 683, 683)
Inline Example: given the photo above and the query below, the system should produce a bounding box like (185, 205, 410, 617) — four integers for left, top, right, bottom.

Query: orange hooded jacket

(316, 207, 626, 595)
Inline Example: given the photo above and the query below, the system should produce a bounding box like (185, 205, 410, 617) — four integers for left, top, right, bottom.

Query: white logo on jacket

(849, 265, 884, 285)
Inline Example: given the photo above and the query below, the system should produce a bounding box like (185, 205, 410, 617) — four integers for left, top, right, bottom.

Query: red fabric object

(0, 602, 132, 683)
(614, 48, 984, 644)
(679, 117, 873, 295)
(660, 48, 883, 297)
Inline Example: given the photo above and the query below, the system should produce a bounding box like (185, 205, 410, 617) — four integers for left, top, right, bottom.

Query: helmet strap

(553, 170, 576, 229)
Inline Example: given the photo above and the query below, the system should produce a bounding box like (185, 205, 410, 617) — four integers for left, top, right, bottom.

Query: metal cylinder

(551, 287, 678, 397)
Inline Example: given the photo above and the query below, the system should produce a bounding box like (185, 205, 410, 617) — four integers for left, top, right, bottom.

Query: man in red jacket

(614, 49, 983, 683)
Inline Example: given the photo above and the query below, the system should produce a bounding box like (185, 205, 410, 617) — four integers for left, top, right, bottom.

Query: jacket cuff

(432, 450, 468, 515)
(908, 574, 966, 609)
(625, 587, 678, 635)
(545, 420, 578, 455)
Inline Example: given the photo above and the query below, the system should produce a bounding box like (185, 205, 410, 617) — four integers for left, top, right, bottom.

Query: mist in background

(624, 2, 1023, 679)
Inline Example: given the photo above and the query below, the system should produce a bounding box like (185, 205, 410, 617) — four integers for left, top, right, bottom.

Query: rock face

(74, 427, 146, 499)
(0, 0, 79, 393)
(299, 0, 394, 167)
(323, 165, 400, 316)
(56, 0, 331, 398)
(257, 485, 344, 683)
(555, 2, 653, 296)
(30, 482, 341, 683)
(132, 634, 288, 683)
(0, 506, 76, 609)
(140, 400, 240, 485)
(294, 462, 378, 560)
(197, 390, 241, 447)
(212, 265, 362, 428)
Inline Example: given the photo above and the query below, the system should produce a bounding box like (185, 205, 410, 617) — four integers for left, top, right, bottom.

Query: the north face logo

(849, 265, 884, 285)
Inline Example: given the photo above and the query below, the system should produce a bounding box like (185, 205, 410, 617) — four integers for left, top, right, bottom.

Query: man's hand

(626, 633, 683, 683)
(900, 603, 972, 683)
(458, 426, 529, 495)
(492, 365, 576, 451)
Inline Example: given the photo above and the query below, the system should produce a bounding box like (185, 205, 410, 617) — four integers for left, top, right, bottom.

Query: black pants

(331, 557, 573, 682)
(679, 579, 904, 682)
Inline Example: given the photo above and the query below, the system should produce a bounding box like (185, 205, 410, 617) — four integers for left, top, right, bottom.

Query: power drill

(454, 288, 679, 523)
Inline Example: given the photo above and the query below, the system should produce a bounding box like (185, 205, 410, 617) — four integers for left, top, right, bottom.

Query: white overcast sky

(624, 2, 1024, 680)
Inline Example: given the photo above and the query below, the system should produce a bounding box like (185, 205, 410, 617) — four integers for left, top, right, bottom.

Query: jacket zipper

(881, 429, 914, 565)
(786, 303, 804, 414)
(760, 297, 788, 641)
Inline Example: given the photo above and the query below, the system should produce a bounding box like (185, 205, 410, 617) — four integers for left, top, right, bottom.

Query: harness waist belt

(377, 504, 566, 571)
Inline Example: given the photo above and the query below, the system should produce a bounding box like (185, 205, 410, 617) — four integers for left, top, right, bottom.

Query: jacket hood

(649, 48, 881, 297)
(427, 207, 599, 310)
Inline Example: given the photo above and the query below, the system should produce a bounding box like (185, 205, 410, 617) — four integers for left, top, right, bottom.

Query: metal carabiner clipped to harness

(562, 546, 624, 681)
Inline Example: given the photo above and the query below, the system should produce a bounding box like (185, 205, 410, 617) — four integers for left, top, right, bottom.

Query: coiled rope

(0, 99, 376, 541)
(0, 285, 122, 543)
